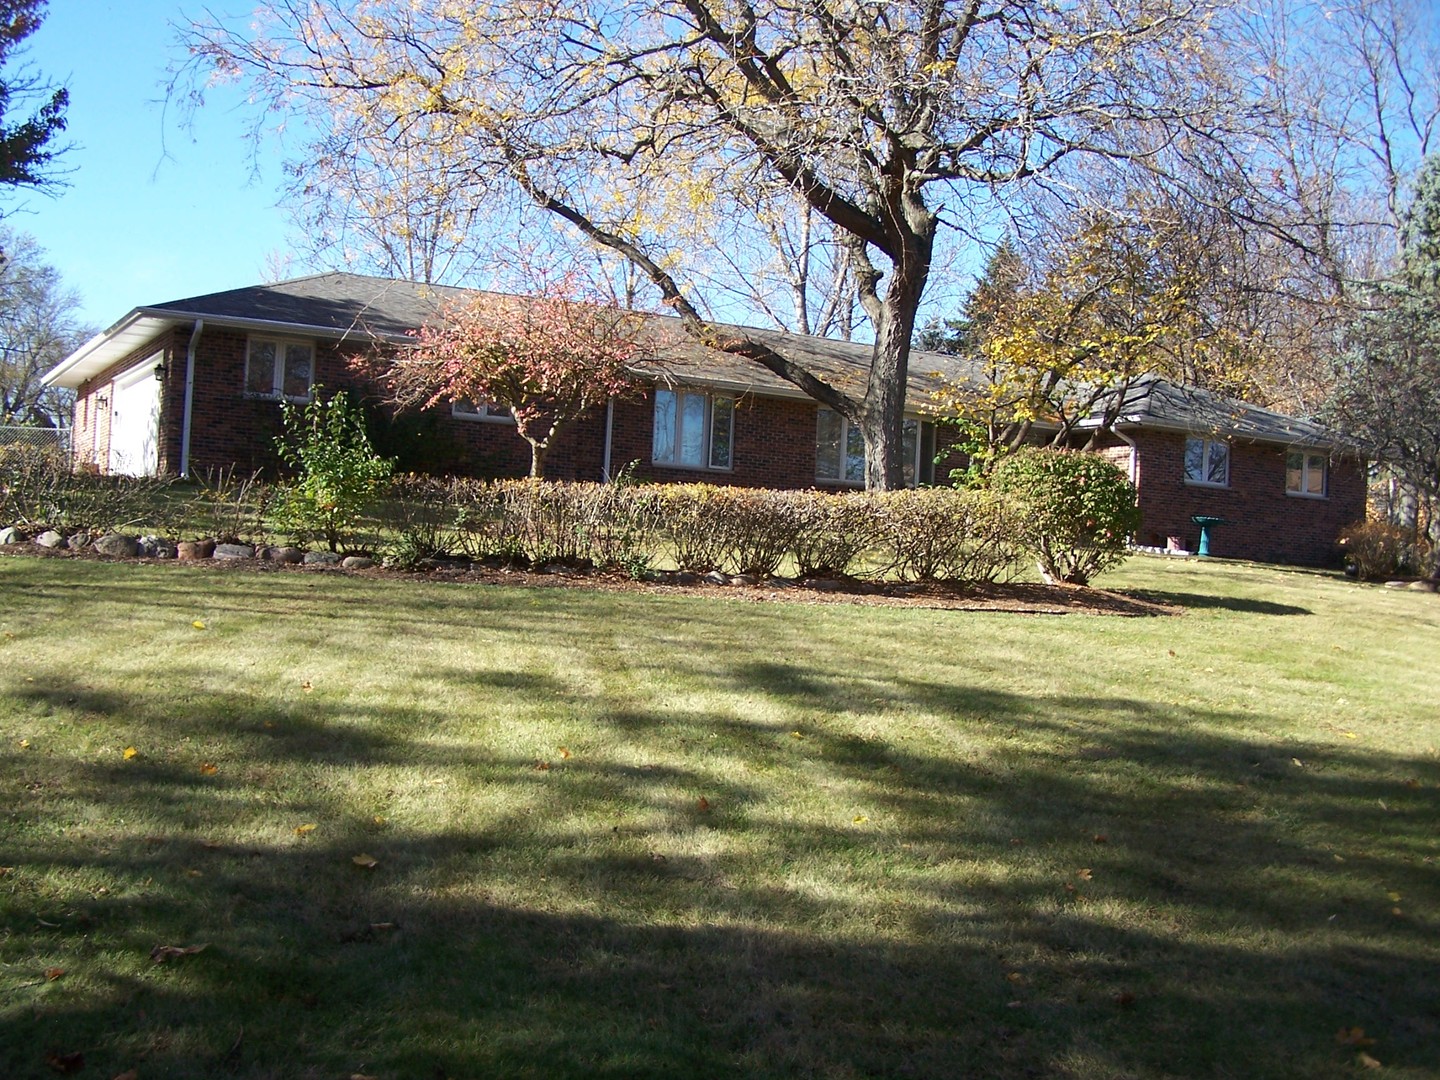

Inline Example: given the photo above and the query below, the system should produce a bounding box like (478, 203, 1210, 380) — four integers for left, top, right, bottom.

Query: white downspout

(1114, 427, 1138, 485)
(179, 319, 203, 477)
(602, 398, 614, 482)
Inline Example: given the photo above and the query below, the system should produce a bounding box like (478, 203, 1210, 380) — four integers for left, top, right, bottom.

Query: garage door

(108, 359, 161, 476)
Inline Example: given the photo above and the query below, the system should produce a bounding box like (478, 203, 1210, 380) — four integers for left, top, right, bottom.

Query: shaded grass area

(0, 555, 1437, 1078)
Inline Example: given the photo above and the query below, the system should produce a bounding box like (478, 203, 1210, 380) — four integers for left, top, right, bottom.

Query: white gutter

(179, 319, 203, 477)
(602, 398, 615, 481)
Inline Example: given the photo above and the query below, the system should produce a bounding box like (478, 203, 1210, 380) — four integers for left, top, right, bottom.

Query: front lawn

(1, 555, 1436, 1078)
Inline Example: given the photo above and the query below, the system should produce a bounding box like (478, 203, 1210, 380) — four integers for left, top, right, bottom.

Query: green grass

(0, 554, 1436, 1079)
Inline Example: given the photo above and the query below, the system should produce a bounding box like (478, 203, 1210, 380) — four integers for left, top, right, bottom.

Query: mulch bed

(3, 542, 1180, 616)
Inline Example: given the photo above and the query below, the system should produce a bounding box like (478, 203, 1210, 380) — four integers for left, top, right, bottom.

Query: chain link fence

(0, 426, 71, 453)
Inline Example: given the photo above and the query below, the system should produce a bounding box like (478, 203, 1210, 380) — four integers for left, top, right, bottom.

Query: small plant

(990, 447, 1140, 585)
(273, 391, 394, 552)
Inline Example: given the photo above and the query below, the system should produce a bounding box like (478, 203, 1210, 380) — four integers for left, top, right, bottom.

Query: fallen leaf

(201, 839, 222, 849)
(372, 815, 386, 826)
(1113, 990, 1136, 1007)
(697, 797, 711, 812)
(43, 1049, 84, 1073)
(1392, 906, 1403, 916)
(44, 967, 64, 981)
(852, 814, 868, 824)
(350, 1074, 380, 1080)
(150, 943, 208, 963)
(1167, 649, 1176, 657)
(18, 738, 29, 749)
(558, 746, 572, 759)
(294, 823, 317, 836)
(1387, 891, 1402, 901)
(351, 853, 378, 868)
(1358, 1052, 1383, 1069)
(199, 762, 218, 776)
(1342, 731, 1358, 739)
(192, 620, 206, 630)
(1063, 882, 1077, 893)
(113, 1070, 139, 1080)
(534, 759, 551, 771)
(122, 747, 139, 760)
(1077, 868, 1093, 881)
(1336, 1027, 1376, 1048)
(186, 869, 203, 878)
(1404, 778, 1421, 789)
(1006, 971, 1026, 984)
(1092, 834, 1108, 844)
(369, 922, 396, 932)
(301, 680, 313, 693)
(790, 731, 805, 739)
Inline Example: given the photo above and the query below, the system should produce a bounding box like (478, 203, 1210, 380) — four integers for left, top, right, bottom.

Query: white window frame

(815, 410, 931, 487)
(652, 389, 734, 471)
(1184, 435, 1230, 488)
(1285, 449, 1327, 498)
(452, 399, 516, 425)
(244, 336, 314, 402)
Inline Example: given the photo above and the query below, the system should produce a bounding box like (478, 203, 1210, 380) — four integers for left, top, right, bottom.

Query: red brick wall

(72, 332, 184, 473)
(1126, 429, 1366, 566)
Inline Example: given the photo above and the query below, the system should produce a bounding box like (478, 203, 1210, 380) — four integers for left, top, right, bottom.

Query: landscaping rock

(94, 533, 140, 558)
(765, 576, 795, 588)
(674, 572, 699, 585)
(137, 535, 176, 559)
(1406, 579, 1438, 592)
(1385, 580, 1411, 589)
(730, 574, 760, 586)
(341, 555, 375, 570)
(303, 551, 342, 566)
(65, 531, 92, 550)
(34, 530, 64, 548)
(213, 543, 255, 560)
(269, 546, 305, 564)
(177, 540, 216, 561)
(0, 525, 24, 544)
(705, 570, 729, 585)
(806, 578, 844, 592)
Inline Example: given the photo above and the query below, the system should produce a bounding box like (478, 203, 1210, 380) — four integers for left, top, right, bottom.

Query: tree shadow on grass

(1117, 589, 1313, 615)
(3, 670, 1438, 1079)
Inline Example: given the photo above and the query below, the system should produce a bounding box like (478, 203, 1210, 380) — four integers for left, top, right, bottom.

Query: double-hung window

(1184, 436, 1229, 487)
(816, 411, 934, 486)
(245, 337, 314, 401)
(452, 399, 515, 424)
(1286, 449, 1327, 497)
(652, 389, 734, 470)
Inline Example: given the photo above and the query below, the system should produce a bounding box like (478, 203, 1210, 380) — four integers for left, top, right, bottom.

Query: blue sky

(13, 1, 294, 332)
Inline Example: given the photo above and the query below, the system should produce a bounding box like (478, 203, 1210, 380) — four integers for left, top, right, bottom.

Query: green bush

(874, 487, 1023, 582)
(273, 393, 394, 552)
(989, 448, 1139, 585)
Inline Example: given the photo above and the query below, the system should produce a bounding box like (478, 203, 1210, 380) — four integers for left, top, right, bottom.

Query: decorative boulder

(138, 536, 177, 559)
(341, 555, 375, 570)
(213, 543, 255, 560)
(34, 530, 64, 548)
(704, 570, 729, 585)
(268, 546, 305, 564)
(0, 526, 24, 545)
(303, 551, 342, 566)
(65, 531, 93, 550)
(94, 533, 140, 558)
(177, 540, 216, 561)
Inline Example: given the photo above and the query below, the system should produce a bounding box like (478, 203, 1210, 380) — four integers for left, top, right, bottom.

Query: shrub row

(2, 444, 1141, 585)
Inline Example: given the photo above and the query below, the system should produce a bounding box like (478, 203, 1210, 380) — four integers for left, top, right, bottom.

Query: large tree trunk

(527, 440, 547, 479)
(858, 211, 933, 491)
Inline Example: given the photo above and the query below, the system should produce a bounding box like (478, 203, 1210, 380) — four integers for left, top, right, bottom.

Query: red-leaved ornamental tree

(385, 285, 646, 478)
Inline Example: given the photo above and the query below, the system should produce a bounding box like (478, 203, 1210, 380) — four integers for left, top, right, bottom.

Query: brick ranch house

(42, 272, 1365, 566)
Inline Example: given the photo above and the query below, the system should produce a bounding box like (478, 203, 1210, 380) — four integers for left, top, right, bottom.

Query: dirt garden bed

(2, 539, 1180, 616)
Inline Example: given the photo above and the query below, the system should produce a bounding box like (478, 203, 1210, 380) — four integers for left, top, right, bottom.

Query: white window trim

(652, 389, 734, 471)
(1184, 436, 1230, 488)
(452, 399, 516, 425)
(1285, 449, 1328, 499)
(244, 336, 315, 402)
(815, 411, 929, 488)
